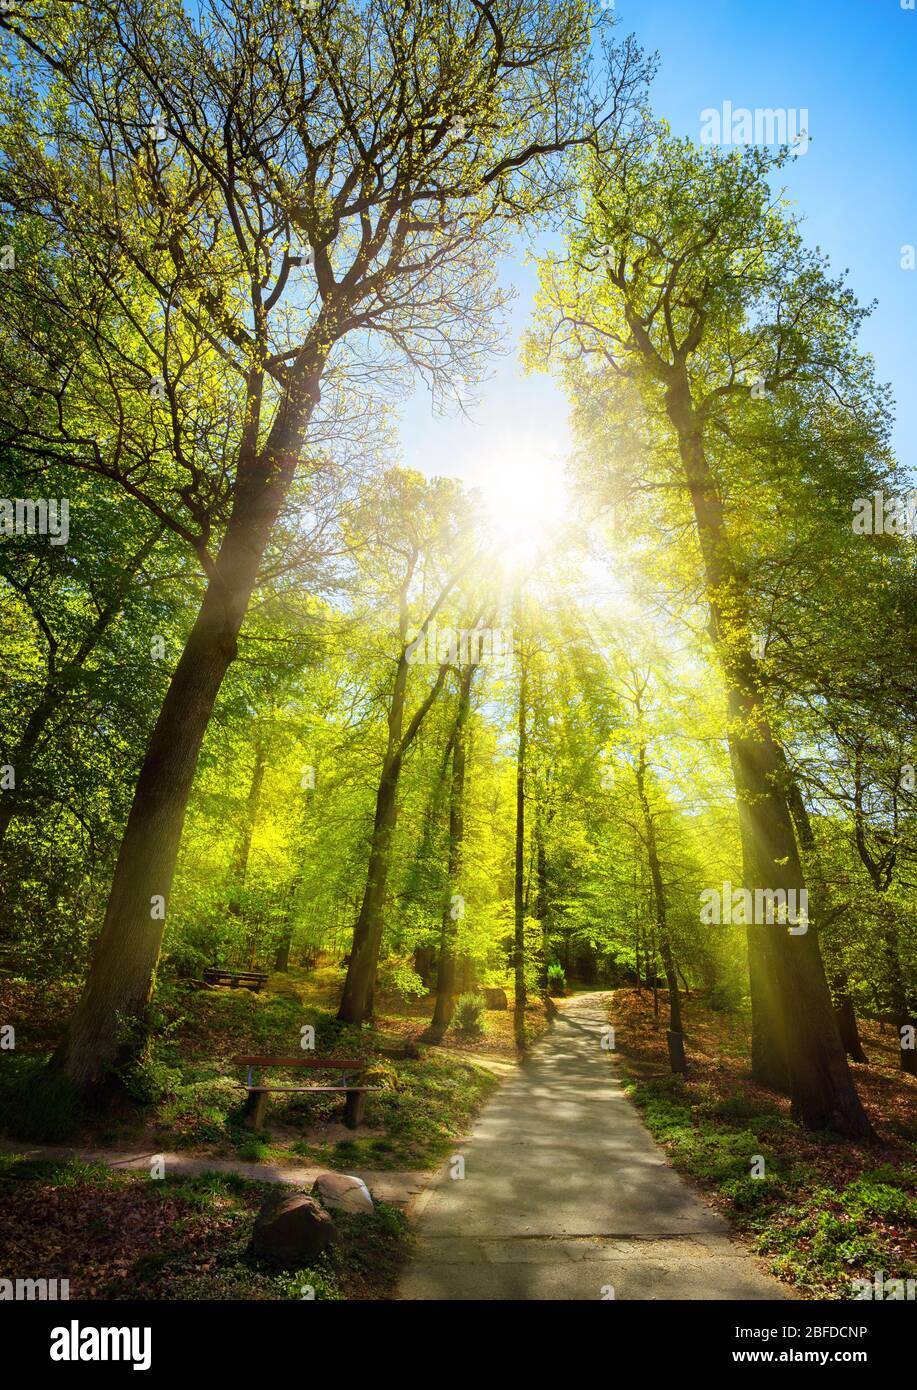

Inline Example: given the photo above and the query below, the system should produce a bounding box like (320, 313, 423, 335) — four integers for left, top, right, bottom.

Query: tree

(338, 471, 483, 1022)
(532, 124, 876, 1135)
(0, 0, 642, 1087)
(513, 612, 529, 1049)
(427, 660, 478, 1039)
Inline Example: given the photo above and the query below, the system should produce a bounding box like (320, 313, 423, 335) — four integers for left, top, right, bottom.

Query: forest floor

(0, 967, 545, 1169)
(0, 1152, 410, 1299)
(608, 988, 917, 1298)
(0, 967, 544, 1299)
(8, 973, 911, 1300)
(399, 991, 788, 1299)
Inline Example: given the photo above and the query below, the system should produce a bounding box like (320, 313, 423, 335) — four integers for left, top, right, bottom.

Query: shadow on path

(398, 991, 791, 1300)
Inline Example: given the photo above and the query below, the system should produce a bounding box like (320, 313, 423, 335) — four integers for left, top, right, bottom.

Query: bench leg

(344, 1090, 367, 1129)
(243, 1090, 269, 1130)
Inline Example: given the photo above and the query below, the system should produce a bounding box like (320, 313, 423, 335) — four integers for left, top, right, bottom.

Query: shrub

(275, 1266, 343, 1300)
(376, 956, 426, 1001)
(698, 1091, 782, 1124)
(236, 1138, 271, 1162)
(840, 1178, 917, 1223)
(361, 1059, 400, 1091)
(0, 1057, 80, 1143)
(719, 1172, 785, 1212)
(452, 993, 486, 1037)
(547, 963, 566, 996)
(118, 1053, 182, 1105)
(707, 979, 745, 1013)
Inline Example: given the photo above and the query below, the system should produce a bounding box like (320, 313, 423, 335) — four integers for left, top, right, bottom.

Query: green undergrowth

(0, 981, 499, 1170)
(0, 1153, 411, 1299)
(626, 1075, 917, 1298)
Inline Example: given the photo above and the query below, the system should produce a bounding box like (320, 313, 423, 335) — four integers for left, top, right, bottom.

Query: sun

(469, 436, 569, 570)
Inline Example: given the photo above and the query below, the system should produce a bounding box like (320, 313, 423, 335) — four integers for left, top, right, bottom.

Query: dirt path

(0, 1138, 429, 1209)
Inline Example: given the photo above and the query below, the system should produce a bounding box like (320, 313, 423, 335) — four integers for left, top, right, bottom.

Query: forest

(0, 0, 915, 1317)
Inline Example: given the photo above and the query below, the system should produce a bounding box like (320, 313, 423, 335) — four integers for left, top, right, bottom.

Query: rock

(378, 1041, 421, 1060)
(250, 1192, 336, 1267)
(482, 987, 508, 1010)
(313, 1172, 374, 1214)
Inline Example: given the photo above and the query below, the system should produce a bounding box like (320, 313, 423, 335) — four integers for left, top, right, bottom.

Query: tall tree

(338, 472, 480, 1022)
(427, 661, 477, 1039)
(533, 126, 877, 1135)
(513, 619, 529, 1049)
(0, 0, 642, 1087)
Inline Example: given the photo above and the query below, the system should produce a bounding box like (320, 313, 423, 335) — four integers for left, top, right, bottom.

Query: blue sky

(398, 0, 917, 497)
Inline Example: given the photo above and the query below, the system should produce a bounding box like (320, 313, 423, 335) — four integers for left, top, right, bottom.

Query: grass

(0, 1152, 411, 1300)
(284, 1050, 498, 1170)
(611, 988, 917, 1299)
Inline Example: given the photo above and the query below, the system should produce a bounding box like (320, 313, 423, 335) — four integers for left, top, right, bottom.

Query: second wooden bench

(204, 967, 268, 991)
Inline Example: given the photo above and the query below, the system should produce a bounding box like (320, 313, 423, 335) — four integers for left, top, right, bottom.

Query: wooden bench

(233, 1056, 379, 1130)
(203, 967, 268, 992)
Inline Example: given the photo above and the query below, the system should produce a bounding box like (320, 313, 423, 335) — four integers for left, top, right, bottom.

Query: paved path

(398, 992, 789, 1300)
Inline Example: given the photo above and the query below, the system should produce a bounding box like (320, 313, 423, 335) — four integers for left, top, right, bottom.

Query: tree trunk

(513, 648, 528, 1050)
(273, 870, 302, 973)
(634, 747, 684, 1050)
(337, 759, 401, 1024)
(337, 583, 453, 1024)
(834, 982, 868, 1064)
(429, 666, 475, 1040)
(851, 796, 916, 1076)
(51, 374, 324, 1091)
(633, 863, 642, 992)
(664, 374, 872, 1137)
(881, 912, 917, 1076)
(273, 930, 293, 973)
(783, 763, 869, 1065)
(533, 805, 549, 991)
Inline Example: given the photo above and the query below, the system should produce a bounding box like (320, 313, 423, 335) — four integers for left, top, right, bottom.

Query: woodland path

(0, 1138, 428, 1209)
(398, 991, 791, 1300)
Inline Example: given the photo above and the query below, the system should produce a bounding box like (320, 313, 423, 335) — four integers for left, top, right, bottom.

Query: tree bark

(634, 746, 684, 1048)
(513, 645, 528, 1050)
(428, 665, 475, 1039)
(51, 370, 324, 1091)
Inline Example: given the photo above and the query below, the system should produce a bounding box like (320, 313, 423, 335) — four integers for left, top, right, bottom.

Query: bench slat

(206, 976, 267, 983)
(232, 1055, 363, 1068)
(205, 967, 267, 975)
(242, 1086, 380, 1094)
